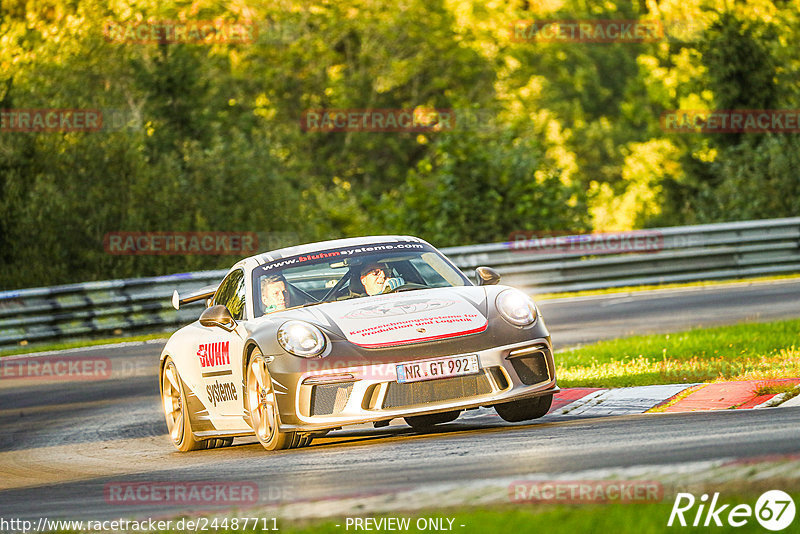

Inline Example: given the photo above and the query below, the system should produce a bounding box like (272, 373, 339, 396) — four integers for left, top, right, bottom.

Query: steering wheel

(382, 282, 429, 294)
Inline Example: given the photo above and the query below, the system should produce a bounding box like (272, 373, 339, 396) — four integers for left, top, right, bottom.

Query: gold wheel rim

(162, 361, 184, 444)
(247, 355, 277, 443)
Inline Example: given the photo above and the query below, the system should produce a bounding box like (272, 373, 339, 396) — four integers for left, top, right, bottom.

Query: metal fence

(445, 217, 800, 293)
(2, 217, 799, 347)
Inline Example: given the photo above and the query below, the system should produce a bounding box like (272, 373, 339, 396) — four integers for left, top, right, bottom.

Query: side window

(408, 256, 446, 285)
(213, 269, 246, 320)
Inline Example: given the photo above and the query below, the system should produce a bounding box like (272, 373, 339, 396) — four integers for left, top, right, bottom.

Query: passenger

(261, 274, 290, 312)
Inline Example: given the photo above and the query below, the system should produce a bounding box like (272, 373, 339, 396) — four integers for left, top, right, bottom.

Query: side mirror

(199, 305, 236, 331)
(475, 266, 501, 286)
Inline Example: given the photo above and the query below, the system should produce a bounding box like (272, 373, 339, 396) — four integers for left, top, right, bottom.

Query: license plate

(396, 354, 480, 384)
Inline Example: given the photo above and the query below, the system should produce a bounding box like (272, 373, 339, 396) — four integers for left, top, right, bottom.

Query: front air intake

(310, 383, 354, 416)
(382, 372, 493, 409)
(508, 347, 551, 385)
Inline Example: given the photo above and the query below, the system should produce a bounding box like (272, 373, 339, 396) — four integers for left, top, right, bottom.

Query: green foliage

(380, 131, 588, 245)
(692, 135, 800, 222)
(652, 2, 800, 226)
(700, 12, 781, 113)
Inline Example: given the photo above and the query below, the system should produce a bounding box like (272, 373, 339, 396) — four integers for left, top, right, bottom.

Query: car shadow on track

(168, 410, 695, 454)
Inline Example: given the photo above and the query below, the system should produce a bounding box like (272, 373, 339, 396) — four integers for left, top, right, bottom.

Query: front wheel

(161, 357, 203, 451)
(494, 394, 553, 423)
(245, 349, 310, 450)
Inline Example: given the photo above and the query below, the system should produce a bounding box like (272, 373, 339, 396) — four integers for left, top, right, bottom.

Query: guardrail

(0, 271, 227, 347)
(445, 217, 800, 293)
(1, 217, 799, 347)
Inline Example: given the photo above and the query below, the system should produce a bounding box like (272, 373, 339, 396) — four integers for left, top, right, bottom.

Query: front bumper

(272, 337, 558, 432)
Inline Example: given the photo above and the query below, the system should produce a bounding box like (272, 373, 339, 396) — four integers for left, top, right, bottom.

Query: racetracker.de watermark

(0, 356, 111, 381)
(507, 229, 664, 254)
(104, 481, 259, 506)
(0, 109, 103, 132)
(511, 20, 663, 42)
(661, 110, 800, 133)
(103, 232, 259, 255)
(300, 108, 456, 133)
(103, 20, 257, 44)
(300, 360, 399, 381)
(0, 108, 142, 132)
(0, 517, 279, 533)
(510, 480, 664, 503)
(300, 108, 505, 133)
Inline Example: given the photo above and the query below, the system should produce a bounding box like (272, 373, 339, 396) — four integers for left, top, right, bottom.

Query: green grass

(52, 498, 795, 534)
(269, 505, 760, 534)
(753, 382, 798, 396)
(557, 318, 800, 388)
(178, 489, 799, 534)
(534, 272, 800, 301)
(0, 332, 169, 357)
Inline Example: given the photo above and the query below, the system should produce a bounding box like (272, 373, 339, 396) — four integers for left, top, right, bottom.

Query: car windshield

(251, 241, 471, 317)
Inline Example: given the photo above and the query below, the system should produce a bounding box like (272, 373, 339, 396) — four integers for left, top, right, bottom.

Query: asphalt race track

(2, 279, 800, 521)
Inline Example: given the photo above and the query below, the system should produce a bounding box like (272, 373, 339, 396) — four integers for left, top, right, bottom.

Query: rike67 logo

(668, 490, 796, 530)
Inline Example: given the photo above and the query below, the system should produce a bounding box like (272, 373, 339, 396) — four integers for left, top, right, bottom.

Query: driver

(261, 274, 289, 312)
(358, 263, 404, 296)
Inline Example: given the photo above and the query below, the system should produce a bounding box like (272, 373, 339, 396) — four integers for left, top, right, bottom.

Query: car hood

(266, 286, 489, 348)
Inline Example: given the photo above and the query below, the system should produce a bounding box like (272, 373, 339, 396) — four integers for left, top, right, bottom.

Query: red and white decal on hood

(334, 294, 487, 348)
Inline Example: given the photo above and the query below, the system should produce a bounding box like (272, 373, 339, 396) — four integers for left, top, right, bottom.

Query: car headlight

(496, 289, 537, 327)
(277, 320, 326, 357)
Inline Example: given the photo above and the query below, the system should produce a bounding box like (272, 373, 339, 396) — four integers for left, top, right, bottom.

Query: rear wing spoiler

(172, 284, 218, 310)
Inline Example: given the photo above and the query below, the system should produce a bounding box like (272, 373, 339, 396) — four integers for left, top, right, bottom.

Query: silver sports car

(160, 236, 558, 451)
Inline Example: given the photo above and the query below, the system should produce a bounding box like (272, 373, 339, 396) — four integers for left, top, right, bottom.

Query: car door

(196, 268, 248, 418)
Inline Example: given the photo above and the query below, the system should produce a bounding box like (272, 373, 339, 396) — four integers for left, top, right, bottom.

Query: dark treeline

(1, 0, 798, 289)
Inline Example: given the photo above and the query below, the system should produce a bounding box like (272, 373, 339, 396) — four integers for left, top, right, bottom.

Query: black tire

(494, 394, 553, 423)
(205, 437, 235, 449)
(404, 410, 461, 430)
